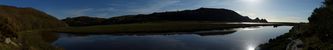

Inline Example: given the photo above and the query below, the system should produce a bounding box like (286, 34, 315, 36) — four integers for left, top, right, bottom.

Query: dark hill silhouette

(106, 8, 267, 24)
(306, 0, 333, 49)
(308, 0, 333, 34)
(0, 5, 67, 49)
(63, 8, 268, 26)
(62, 16, 107, 26)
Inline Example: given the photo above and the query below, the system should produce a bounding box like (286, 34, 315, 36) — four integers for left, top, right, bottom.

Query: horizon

(0, 0, 324, 22)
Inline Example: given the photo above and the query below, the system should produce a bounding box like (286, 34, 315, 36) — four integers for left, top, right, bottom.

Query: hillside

(0, 5, 67, 50)
(63, 8, 267, 26)
(304, 0, 333, 49)
(259, 0, 333, 50)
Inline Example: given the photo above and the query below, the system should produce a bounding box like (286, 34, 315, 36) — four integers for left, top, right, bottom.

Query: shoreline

(49, 22, 298, 34)
(258, 24, 307, 50)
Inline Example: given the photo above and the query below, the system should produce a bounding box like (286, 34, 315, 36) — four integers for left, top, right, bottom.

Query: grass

(0, 43, 20, 50)
(17, 30, 63, 50)
(50, 22, 291, 34)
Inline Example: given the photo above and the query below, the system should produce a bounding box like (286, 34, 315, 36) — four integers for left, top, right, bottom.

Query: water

(52, 26, 292, 50)
(215, 22, 275, 24)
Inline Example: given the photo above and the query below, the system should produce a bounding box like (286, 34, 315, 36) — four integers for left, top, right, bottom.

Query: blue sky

(0, 0, 324, 22)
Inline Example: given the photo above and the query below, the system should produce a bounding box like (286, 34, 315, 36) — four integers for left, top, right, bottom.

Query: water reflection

(59, 29, 237, 37)
(224, 22, 274, 24)
(238, 27, 261, 30)
(53, 26, 292, 50)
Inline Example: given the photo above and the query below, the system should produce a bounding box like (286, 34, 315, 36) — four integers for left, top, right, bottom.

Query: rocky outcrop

(252, 17, 268, 22)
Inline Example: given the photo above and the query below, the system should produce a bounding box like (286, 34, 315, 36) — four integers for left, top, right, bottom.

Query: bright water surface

(53, 26, 292, 50)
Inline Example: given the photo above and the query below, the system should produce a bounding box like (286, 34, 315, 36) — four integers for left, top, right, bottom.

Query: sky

(0, 0, 324, 22)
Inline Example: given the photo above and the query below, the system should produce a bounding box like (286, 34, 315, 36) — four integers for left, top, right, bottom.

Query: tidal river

(52, 26, 292, 50)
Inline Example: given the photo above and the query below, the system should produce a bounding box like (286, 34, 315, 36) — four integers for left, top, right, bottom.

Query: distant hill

(62, 16, 107, 26)
(63, 8, 267, 26)
(0, 5, 67, 50)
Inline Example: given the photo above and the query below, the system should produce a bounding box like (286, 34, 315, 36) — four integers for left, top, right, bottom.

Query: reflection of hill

(59, 29, 237, 36)
(194, 30, 236, 36)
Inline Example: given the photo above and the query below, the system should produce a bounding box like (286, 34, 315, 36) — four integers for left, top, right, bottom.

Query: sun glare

(248, 46, 255, 50)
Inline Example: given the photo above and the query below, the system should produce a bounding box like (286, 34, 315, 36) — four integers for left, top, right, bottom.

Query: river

(52, 26, 292, 50)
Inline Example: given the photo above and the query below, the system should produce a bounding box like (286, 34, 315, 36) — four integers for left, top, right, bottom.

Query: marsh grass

(51, 22, 286, 34)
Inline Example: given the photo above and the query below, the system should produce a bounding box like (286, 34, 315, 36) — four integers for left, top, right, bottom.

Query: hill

(305, 0, 333, 49)
(63, 8, 267, 26)
(259, 0, 333, 50)
(0, 5, 67, 50)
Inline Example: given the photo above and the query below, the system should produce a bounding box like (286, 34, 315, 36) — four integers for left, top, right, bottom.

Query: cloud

(65, 7, 116, 17)
(65, 0, 242, 18)
(60, 0, 312, 22)
(100, 7, 115, 11)
(125, 0, 181, 14)
(67, 8, 94, 17)
(65, 0, 182, 18)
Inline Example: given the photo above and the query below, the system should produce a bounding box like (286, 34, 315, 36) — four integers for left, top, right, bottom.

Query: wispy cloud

(56, 0, 321, 22)
(65, 7, 116, 17)
(125, 0, 181, 14)
(67, 8, 93, 17)
(66, 0, 182, 17)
